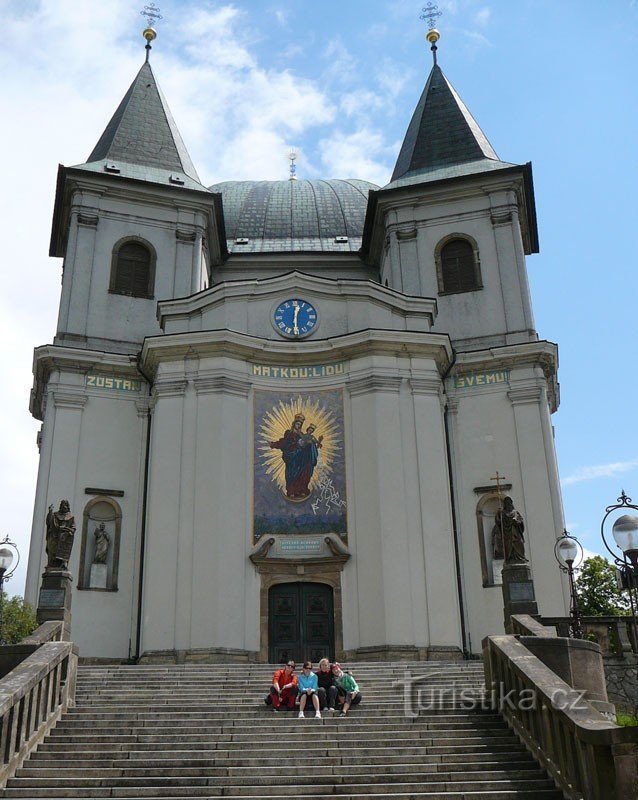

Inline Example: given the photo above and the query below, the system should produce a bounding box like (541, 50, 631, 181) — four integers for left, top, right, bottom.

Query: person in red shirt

(264, 661, 298, 711)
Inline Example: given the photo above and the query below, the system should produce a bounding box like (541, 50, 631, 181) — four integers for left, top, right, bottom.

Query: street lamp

(554, 530, 584, 638)
(0, 536, 20, 645)
(601, 491, 638, 647)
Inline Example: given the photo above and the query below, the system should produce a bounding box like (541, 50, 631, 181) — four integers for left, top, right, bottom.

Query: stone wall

(604, 655, 638, 714)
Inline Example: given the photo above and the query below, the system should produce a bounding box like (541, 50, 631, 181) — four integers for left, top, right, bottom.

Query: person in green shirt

(331, 663, 362, 717)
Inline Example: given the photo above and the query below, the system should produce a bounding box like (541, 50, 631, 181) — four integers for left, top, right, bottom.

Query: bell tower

(48, 28, 225, 355)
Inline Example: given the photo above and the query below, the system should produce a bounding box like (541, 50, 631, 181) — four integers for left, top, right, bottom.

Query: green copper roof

(391, 64, 507, 183)
(80, 62, 203, 187)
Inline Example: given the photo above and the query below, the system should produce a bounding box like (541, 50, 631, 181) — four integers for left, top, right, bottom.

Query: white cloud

(562, 460, 638, 487)
(319, 129, 393, 185)
(474, 7, 492, 27)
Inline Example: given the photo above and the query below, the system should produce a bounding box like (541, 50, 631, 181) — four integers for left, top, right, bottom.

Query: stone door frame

(256, 562, 345, 663)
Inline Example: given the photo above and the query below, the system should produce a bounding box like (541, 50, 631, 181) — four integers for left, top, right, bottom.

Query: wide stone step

(4, 776, 562, 793)
(20, 760, 541, 777)
(2, 790, 564, 799)
(33, 727, 510, 758)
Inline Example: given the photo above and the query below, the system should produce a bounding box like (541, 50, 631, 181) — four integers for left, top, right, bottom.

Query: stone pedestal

(502, 562, 538, 633)
(89, 563, 107, 589)
(36, 570, 73, 640)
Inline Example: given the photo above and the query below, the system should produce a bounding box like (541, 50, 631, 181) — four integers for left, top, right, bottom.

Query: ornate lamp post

(0, 536, 20, 645)
(600, 491, 638, 646)
(554, 530, 584, 638)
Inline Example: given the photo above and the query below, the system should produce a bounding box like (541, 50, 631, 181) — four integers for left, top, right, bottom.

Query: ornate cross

(420, 2, 442, 29)
(141, 3, 163, 28)
(288, 150, 298, 182)
(490, 471, 507, 500)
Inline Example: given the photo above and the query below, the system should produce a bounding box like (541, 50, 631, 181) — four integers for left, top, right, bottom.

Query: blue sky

(1, 0, 637, 593)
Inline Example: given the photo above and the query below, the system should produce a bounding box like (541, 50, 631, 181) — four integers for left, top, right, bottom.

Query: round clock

(273, 299, 318, 339)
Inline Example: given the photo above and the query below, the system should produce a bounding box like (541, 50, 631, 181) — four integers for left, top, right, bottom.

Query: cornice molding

(409, 376, 442, 396)
(153, 379, 188, 399)
(194, 374, 251, 397)
(142, 329, 453, 377)
(508, 385, 545, 406)
(450, 340, 559, 413)
(157, 270, 438, 328)
(52, 391, 87, 410)
(347, 374, 403, 396)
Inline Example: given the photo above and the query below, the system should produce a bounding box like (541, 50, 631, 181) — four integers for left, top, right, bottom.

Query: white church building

(25, 30, 568, 662)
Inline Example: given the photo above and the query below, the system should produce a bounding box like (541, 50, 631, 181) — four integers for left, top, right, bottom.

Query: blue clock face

(273, 299, 318, 338)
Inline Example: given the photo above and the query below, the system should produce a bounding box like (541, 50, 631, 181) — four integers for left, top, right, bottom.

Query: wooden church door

(268, 583, 335, 663)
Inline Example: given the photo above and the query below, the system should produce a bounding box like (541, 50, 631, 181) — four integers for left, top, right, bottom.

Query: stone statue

(492, 496, 527, 564)
(45, 500, 76, 570)
(93, 523, 110, 564)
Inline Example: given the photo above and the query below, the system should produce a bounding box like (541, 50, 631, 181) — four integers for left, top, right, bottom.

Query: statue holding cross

(490, 472, 527, 564)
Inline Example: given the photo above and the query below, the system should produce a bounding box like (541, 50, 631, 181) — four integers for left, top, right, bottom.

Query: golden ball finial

(143, 27, 157, 43)
(426, 28, 440, 44)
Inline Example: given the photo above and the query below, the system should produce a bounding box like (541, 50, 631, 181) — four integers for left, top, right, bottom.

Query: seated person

(265, 661, 298, 712)
(316, 657, 338, 712)
(297, 661, 321, 719)
(332, 663, 362, 717)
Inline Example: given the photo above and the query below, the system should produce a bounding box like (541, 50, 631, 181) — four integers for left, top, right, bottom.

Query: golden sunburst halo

(258, 395, 341, 496)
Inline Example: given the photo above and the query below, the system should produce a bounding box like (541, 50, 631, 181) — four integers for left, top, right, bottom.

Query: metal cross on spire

(141, 3, 163, 28)
(420, 3, 443, 65)
(288, 150, 298, 182)
(140, 3, 162, 61)
(420, 2, 442, 29)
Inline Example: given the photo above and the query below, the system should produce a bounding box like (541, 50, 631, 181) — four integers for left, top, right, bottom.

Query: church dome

(209, 179, 378, 254)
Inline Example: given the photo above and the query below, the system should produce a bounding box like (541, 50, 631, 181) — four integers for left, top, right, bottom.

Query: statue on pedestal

(93, 523, 110, 564)
(45, 500, 76, 571)
(493, 496, 527, 564)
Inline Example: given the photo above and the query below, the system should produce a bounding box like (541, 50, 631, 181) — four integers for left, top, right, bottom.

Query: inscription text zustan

(252, 363, 345, 380)
(86, 375, 142, 392)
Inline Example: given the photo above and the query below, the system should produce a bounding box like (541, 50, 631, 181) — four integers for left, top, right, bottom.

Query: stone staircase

(1, 661, 564, 799)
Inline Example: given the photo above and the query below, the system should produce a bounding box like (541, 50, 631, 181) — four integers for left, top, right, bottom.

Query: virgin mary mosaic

(253, 390, 347, 541)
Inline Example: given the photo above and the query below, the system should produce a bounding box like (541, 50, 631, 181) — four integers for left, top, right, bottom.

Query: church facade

(25, 39, 568, 662)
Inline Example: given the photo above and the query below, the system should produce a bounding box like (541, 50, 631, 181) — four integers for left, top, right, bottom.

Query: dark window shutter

(114, 243, 151, 297)
(441, 240, 477, 293)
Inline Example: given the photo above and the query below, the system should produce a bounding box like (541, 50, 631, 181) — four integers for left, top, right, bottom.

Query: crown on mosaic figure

(294, 414, 306, 422)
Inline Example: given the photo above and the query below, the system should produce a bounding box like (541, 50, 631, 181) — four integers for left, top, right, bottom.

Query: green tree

(0, 594, 38, 644)
(575, 556, 630, 617)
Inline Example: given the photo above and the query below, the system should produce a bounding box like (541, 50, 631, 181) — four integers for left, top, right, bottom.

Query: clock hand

(293, 306, 300, 335)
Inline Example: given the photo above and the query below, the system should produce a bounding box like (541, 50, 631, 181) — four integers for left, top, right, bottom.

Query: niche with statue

(78, 496, 122, 591)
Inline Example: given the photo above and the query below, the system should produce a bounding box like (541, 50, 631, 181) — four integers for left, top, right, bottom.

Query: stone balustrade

(484, 631, 638, 799)
(0, 627, 77, 787)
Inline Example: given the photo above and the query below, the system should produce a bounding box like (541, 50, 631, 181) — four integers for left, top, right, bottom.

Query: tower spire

(420, 3, 442, 65)
(140, 3, 163, 62)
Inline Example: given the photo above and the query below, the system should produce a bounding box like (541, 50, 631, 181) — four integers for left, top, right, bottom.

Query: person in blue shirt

(297, 661, 321, 719)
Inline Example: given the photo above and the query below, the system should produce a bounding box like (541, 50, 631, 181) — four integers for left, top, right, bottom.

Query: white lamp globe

(612, 515, 638, 564)
(0, 547, 14, 574)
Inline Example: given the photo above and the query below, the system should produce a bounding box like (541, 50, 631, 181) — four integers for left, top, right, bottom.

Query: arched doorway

(268, 583, 335, 663)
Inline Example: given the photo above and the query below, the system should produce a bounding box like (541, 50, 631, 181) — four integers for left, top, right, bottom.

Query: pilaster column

(410, 375, 463, 650)
(508, 382, 565, 614)
(348, 374, 415, 648)
(141, 378, 187, 655)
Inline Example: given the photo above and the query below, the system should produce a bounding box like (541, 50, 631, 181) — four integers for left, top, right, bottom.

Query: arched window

(436, 236, 482, 295)
(110, 239, 155, 298)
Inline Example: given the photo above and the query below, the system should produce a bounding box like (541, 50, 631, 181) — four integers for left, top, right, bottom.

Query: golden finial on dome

(420, 3, 443, 64)
(140, 3, 162, 61)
